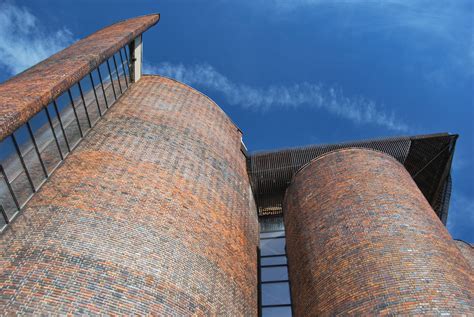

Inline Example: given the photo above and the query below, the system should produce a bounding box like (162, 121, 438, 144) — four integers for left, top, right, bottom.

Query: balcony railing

(0, 14, 159, 232)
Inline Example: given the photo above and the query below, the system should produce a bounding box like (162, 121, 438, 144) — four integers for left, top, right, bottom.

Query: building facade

(0, 15, 472, 316)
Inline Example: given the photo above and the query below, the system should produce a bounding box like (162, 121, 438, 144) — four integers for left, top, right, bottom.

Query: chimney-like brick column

(284, 148, 473, 315)
(1, 76, 259, 315)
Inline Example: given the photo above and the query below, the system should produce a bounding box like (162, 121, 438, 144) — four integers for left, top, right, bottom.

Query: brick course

(456, 240, 474, 269)
(1, 76, 259, 315)
(284, 148, 473, 315)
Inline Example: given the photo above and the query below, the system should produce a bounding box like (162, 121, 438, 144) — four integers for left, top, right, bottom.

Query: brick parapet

(0, 14, 159, 142)
(284, 148, 473, 315)
(1, 76, 258, 315)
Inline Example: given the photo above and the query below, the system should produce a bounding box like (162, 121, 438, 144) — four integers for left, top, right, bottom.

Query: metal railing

(0, 43, 135, 232)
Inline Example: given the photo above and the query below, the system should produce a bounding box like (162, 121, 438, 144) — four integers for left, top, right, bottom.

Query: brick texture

(0, 14, 159, 141)
(456, 240, 474, 269)
(284, 148, 473, 315)
(1, 76, 259, 315)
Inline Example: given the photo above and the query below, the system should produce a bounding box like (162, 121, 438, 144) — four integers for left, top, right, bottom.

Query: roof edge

(250, 132, 455, 156)
(142, 74, 243, 135)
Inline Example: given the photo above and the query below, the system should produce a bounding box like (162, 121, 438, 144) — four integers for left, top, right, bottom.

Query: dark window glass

(46, 103, 69, 156)
(262, 306, 292, 317)
(69, 84, 91, 132)
(260, 216, 285, 232)
(0, 206, 7, 228)
(29, 109, 62, 174)
(261, 256, 287, 266)
(109, 56, 122, 94)
(90, 69, 108, 114)
(79, 76, 100, 125)
(261, 266, 288, 282)
(261, 282, 291, 306)
(121, 47, 131, 82)
(55, 91, 81, 148)
(261, 231, 285, 239)
(12, 126, 45, 191)
(99, 61, 116, 102)
(113, 52, 126, 92)
(0, 136, 31, 214)
(261, 237, 286, 256)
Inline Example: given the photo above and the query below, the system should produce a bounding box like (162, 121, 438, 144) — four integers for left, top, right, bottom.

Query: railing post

(130, 35, 143, 82)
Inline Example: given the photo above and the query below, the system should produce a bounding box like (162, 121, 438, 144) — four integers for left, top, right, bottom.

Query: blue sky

(0, 0, 473, 242)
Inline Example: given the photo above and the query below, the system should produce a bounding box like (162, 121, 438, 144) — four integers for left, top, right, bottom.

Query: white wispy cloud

(0, 2, 74, 76)
(145, 62, 410, 132)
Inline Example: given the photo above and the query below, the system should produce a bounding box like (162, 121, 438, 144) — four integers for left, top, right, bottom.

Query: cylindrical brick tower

(1, 76, 259, 315)
(456, 240, 474, 269)
(284, 148, 473, 315)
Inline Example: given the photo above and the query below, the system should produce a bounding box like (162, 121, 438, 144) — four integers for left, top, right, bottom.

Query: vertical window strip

(0, 43, 135, 232)
(258, 218, 293, 316)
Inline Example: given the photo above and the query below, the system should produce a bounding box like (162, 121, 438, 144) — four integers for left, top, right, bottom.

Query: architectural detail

(250, 133, 456, 223)
(131, 35, 143, 82)
(0, 14, 159, 141)
(284, 149, 473, 315)
(0, 14, 472, 316)
(1, 76, 258, 315)
(456, 240, 474, 269)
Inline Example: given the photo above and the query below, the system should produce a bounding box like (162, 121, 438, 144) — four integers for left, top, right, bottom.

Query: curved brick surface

(456, 240, 474, 269)
(0, 14, 159, 141)
(284, 148, 473, 315)
(0, 76, 259, 315)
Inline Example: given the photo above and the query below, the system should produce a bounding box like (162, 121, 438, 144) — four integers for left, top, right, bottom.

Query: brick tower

(0, 15, 472, 316)
(284, 149, 473, 315)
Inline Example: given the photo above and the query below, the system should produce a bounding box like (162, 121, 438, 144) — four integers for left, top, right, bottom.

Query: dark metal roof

(248, 133, 457, 224)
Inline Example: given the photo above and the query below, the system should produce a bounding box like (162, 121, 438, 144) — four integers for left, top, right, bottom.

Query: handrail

(0, 13, 160, 142)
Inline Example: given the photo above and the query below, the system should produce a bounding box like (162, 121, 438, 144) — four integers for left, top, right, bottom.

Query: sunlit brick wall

(284, 148, 473, 315)
(456, 240, 474, 269)
(1, 76, 259, 315)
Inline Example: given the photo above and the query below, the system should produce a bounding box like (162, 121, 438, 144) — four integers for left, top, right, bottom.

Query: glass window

(12, 125, 45, 191)
(100, 61, 116, 102)
(261, 231, 285, 239)
(259, 216, 292, 313)
(28, 109, 62, 174)
(109, 56, 123, 94)
(261, 282, 291, 306)
(79, 76, 101, 125)
(262, 306, 292, 317)
(113, 52, 125, 90)
(90, 69, 108, 114)
(260, 216, 285, 232)
(120, 47, 131, 83)
(0, 136, 32, 212)
(261, 266, 288, 282)
(46, 103, 69, 156)
(55, 91, 82, 148)
(261, 237, 286, 256)
(261, 256, 287, 266)
(69, 84, 91, 132)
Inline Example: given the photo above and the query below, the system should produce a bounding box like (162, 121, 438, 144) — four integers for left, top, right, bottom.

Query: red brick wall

(456, 240, 474, 269)
(1, 76, 259, 315)
(284, 148, 473, 315)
